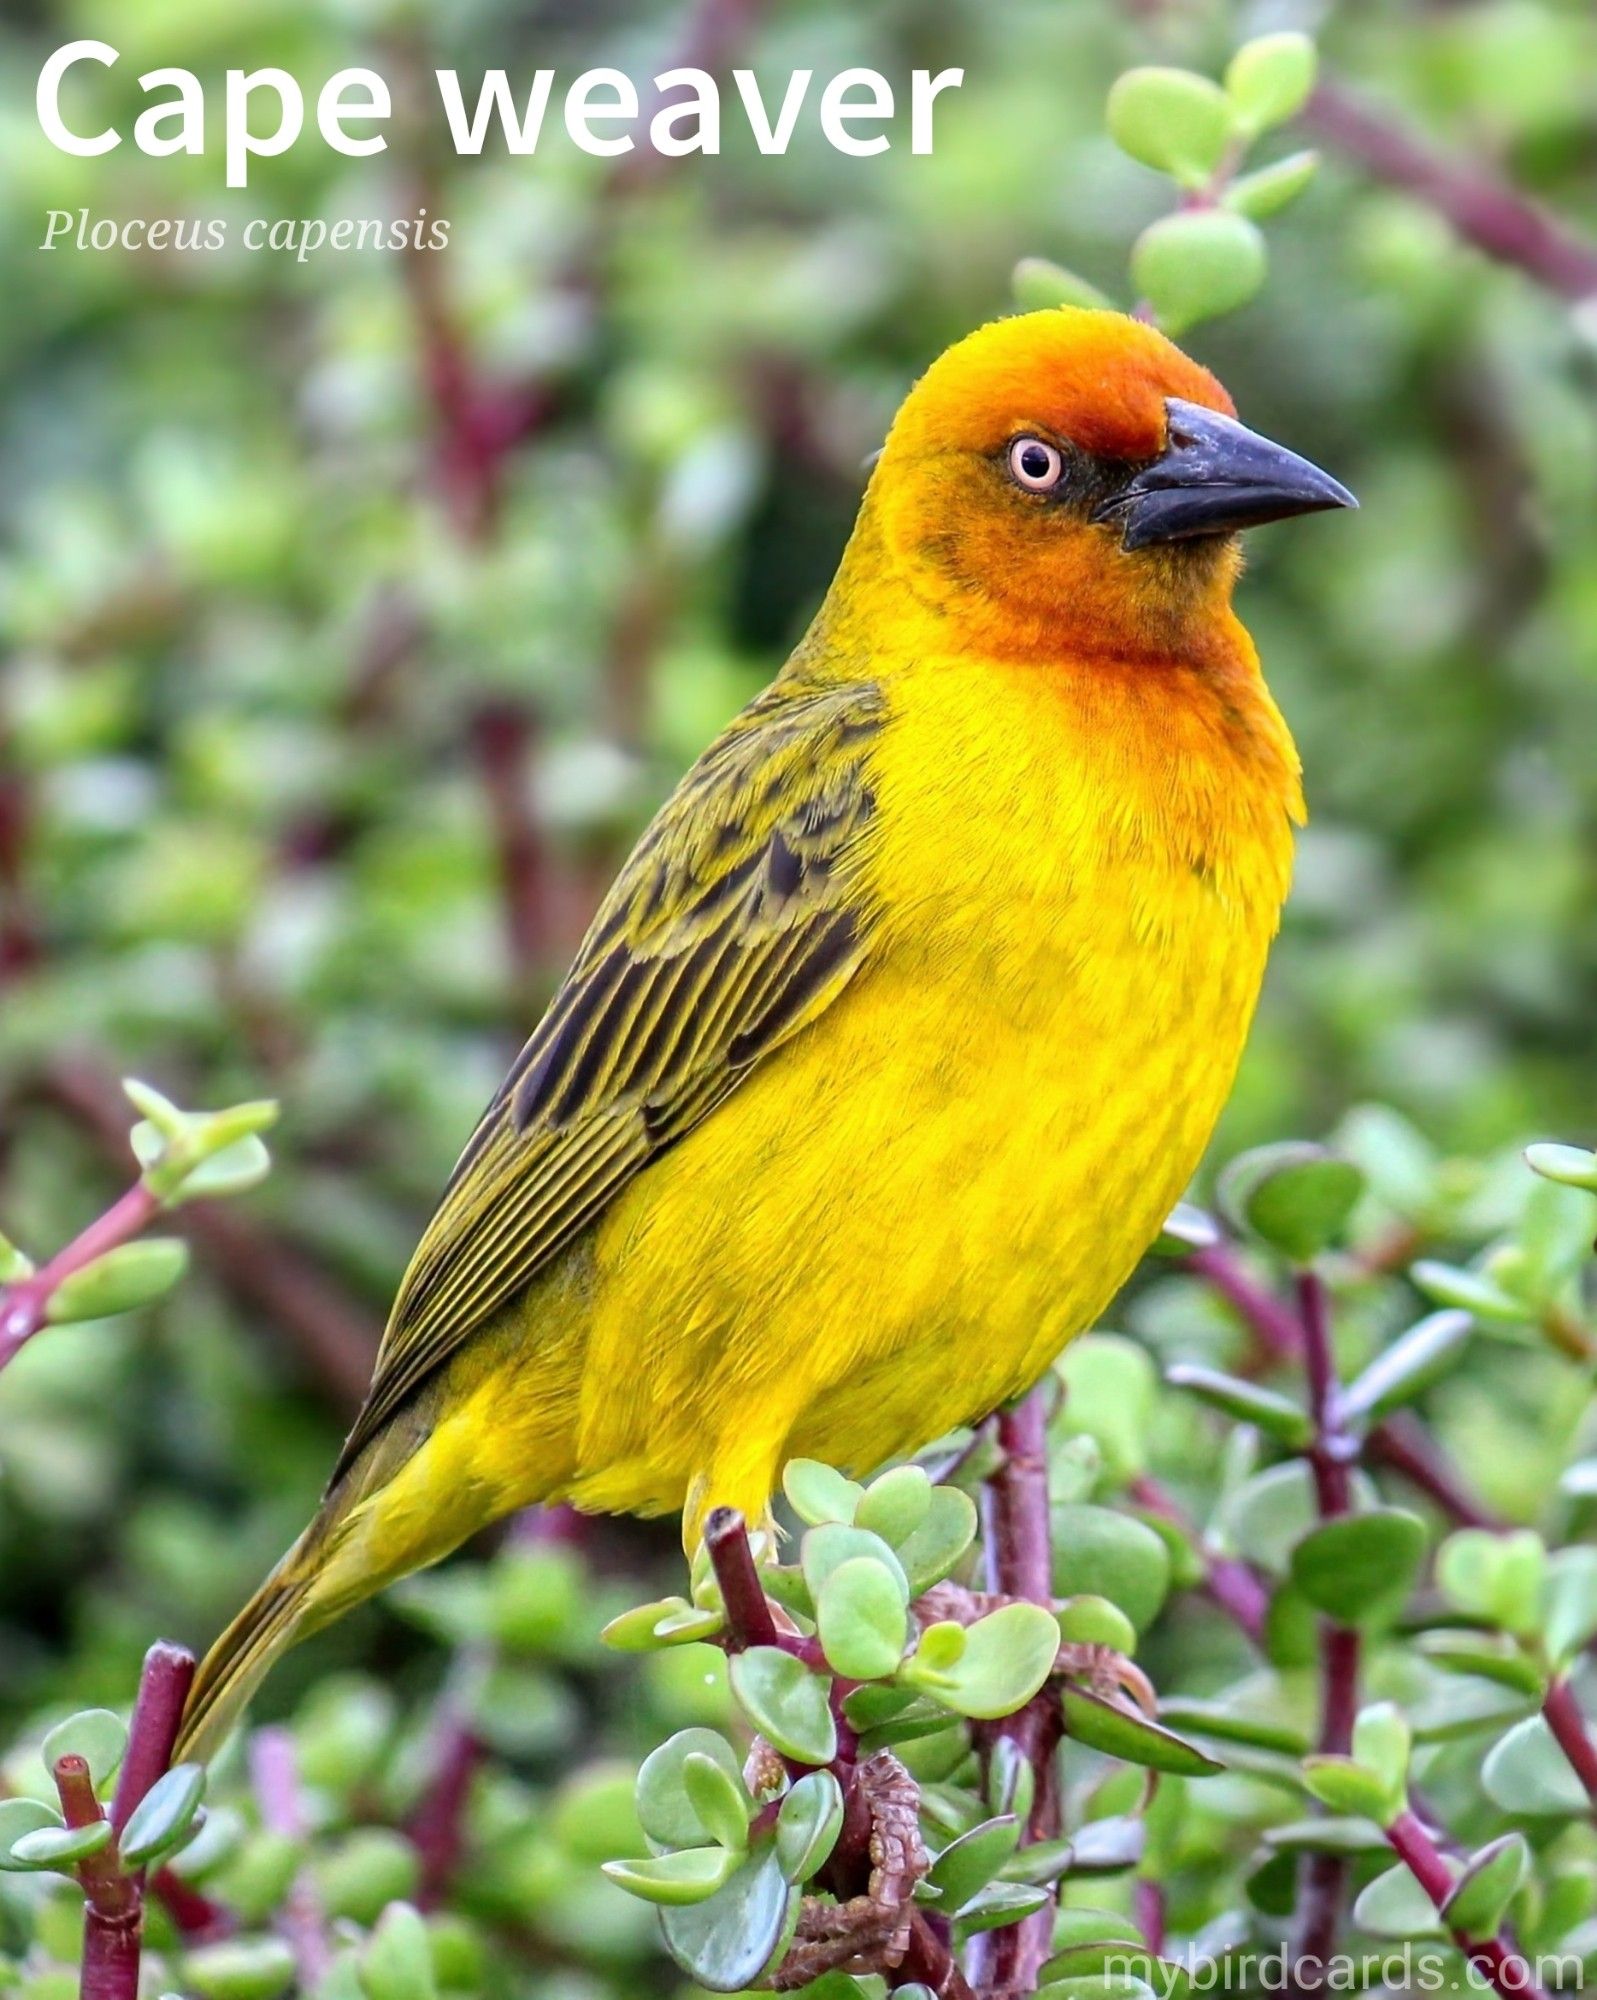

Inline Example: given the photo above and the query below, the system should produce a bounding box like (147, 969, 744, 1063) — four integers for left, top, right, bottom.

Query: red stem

(1543, 1679, 1597, 1809)
(1386, 1809, 1547, 2000)
(111, 1641, 195, 1836)
(1130, 1475, 1268, 1646)
(1307, 79, 1597, 302)
(1293, 1274, 1360, 1987)
(0, 1178, 162, 1373)
(703, 1507, 781, 1651)
(55, 1754, 140, 2000)
(1367, 1413, 1501, 1530)
(966, 1388, 1061, 1995)
(1187, 1244, 1302, 1361)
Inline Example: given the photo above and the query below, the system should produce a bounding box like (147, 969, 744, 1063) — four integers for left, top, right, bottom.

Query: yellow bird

(177, 308, 1352, 1759)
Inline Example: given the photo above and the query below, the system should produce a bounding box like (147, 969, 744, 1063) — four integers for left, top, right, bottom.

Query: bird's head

(862, 308, 1354, 661)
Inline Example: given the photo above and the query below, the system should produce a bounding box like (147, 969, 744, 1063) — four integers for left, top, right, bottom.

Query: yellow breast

(562, 631, 1301, 1522)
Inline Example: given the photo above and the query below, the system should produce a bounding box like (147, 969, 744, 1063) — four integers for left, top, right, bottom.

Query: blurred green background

(0, 0, 1595, 1968)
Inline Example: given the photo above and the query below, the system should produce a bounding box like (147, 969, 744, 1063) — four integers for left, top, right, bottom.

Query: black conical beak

(1099, 398, 1357, 550)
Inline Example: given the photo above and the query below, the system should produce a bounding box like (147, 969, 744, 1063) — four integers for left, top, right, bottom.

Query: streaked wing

(331, 670, 886, 1482)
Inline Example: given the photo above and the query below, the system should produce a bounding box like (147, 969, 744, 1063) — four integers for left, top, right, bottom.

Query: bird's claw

(767, 1751, 927, 1989)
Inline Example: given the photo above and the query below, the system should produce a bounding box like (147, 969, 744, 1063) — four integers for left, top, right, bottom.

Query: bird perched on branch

(178, 308, 1353, 1759)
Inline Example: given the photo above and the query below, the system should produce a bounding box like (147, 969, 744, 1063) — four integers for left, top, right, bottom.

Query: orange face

(866, 309, 1347, 664)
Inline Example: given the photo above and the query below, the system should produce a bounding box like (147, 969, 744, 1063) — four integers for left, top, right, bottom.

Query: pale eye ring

(1008, 436, 1063, 492)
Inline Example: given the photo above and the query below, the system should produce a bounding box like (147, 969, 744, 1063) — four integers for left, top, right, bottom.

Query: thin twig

(0, 1177, 162, 1375)
(36, 1057, 378, 1412)
(1129, 1476, 1268, 1646)
(1386, 1807, 1547, 2000)
(1187, 1244, 1302, 1361)
(1307, 79, 1597, 303)
(1293, 1273, 1360, 1991)
(1367, 1413, 1501, 1531)
(1542, 1679, 1597, 1811)
(966, 1388, 1061, 1995)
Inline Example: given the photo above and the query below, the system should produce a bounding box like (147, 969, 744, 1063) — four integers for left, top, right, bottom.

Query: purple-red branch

(1292, 1272, 1361, 1991)
(966, 1388, 1062, 1996)
(1543, 1679, 1597, 1810)
(56, 1642, 198, 2000)
(1307, 80, 1597, 304)
(1386, 1808, 1547, 2000)
(0, 1178, 161, 1374)
(1187, 1243, 1304, 1361)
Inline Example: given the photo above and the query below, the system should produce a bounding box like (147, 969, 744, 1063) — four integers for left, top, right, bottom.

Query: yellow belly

(339, 643, 1296, 1574)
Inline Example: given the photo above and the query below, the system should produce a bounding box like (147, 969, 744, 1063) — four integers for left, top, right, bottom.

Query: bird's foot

(767, 1751, 927, 1989)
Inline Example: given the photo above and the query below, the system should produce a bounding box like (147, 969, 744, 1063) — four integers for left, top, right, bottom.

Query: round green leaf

(358, 1902, 437, 2000)
(1060, 1689, 1221, 1777)
(1340, 1312, 1472, 1422)
(681, 1753, 751, 1853)
(854, 1464, 932, 1546)
(41, 1709, 127, 1792)
(1262, 1817, 1388, 1857)
(636, 1729, 747, 1848)
(1525, 1143, 1597, 1192)
(1132, 209, 1267, 336)
(1056, 1335, 1158, 1482)
(1106, 66, 1235, 187)
(1051, 1505, 1170, 1630)
(1437, 1529, 1547, 1637)
(1224, 32, 1318, 137)
(1443, 1834, 1530, 1942)
(1056, 1596, 1137, 1656)
(896, 1485, 979, 1596)
(801, 1522, 908, 1602)
(602, 1845, 738, 1906)
(1300, 1756, 1395, 1825)
(1351, 1703, 1411, 1809)
(120, 1761, 207, 1867)
(927, 1815, 1019, 1910)
(47, 1239, 189, 1324)
(1544, 1546, 1597, 1666)
(775, 1769, 844, 1883)
(1012, 258, 1112, 313)
(904, 1602, 1058, 1720)
(957, 1879, 1051, 1933)
(1217, 1143, 1364, 1262)
(600, 1594, 722, 1652)
(1289, 1509, 1426, 1625)
(659, 1847, 795, 1991)
(1165, 1364, 1312, 1448)
(1352, 1862, 1450, 1942)
(728, 1648, 836, 1766)
(8, 1818, 114, 1870)
(1482, 1716, 1590, 1818)
(782, 1461, 861, 1527)
(0, 1799, 64, 1870)
(183, 1937, 301, 2000)
(1224, 150, 1319, 221)
(816, 1557, 909, 1681)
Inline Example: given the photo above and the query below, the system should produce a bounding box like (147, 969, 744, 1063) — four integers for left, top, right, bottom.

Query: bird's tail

(174, 1502, 351, 1765)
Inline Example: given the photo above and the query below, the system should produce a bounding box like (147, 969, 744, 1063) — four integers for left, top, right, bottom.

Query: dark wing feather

(330, 672, 886, 1483)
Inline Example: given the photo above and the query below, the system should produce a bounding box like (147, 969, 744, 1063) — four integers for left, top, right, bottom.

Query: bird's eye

(1007, 436, 1064, 492)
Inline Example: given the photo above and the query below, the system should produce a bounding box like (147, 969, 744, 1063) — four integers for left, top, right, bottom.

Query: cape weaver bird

(178, 308, 1353, 1758)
